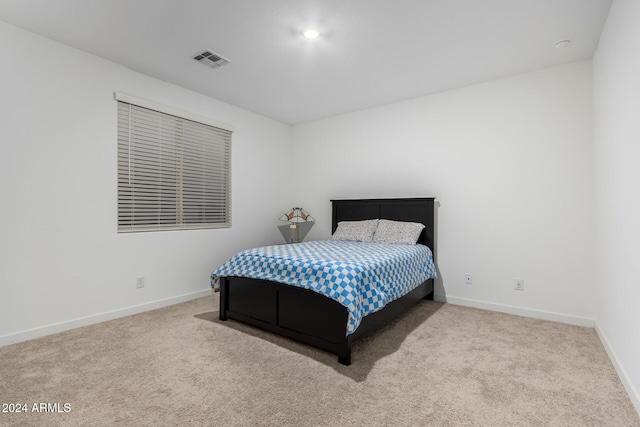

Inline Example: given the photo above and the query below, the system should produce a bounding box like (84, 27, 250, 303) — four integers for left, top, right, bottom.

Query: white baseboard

(434, 293, 595, 327)
(595, 322, 640, 417)
(0, 289, 212, 347)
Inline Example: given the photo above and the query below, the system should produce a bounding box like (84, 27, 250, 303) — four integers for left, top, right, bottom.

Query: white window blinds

(117, 97, 232, 232)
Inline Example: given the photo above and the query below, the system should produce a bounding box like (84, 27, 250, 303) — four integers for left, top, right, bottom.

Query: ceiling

(0, 0, 612, 125)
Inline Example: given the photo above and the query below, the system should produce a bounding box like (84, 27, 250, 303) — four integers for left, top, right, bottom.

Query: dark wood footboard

(219, 275, 433, 365)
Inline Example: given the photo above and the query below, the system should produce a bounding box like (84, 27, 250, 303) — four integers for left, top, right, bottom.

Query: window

(116, 93, 232, 232)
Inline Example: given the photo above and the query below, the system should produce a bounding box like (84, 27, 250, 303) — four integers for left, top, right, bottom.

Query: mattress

(211, 240, 436, 335)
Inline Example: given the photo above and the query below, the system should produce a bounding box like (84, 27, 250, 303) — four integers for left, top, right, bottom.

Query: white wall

(593, 0, 640, 413)
(292, 61, 595, 326)
(0, 21, 292, 344)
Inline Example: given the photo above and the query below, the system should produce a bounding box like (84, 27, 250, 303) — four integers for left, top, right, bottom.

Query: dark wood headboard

(330, 198, 435, 252)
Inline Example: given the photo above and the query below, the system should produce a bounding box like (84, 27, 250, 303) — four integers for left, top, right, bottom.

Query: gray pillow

(373, 219, 425, 245)
(331, 219, 379, 242)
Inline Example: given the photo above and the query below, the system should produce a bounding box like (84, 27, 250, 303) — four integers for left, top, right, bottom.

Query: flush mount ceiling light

(554, 39, 572, 49)
(303, 29, 320, 40)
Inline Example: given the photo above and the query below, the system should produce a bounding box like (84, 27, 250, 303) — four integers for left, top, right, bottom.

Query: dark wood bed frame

(218, 197, 435, 365)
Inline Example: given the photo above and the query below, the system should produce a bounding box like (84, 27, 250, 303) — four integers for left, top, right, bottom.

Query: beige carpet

(0, 294, 638, 426)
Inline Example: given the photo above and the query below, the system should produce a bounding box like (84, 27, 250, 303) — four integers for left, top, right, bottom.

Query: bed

(213, 197, 436, 365)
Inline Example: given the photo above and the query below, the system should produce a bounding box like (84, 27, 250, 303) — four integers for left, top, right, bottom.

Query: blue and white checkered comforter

(211, 240, 436, 335)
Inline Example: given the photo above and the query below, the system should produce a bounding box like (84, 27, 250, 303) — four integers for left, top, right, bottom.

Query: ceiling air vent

(194, 49, 231, 69)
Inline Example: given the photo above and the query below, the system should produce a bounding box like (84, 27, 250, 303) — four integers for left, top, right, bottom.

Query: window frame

(115, 93, 233, 233)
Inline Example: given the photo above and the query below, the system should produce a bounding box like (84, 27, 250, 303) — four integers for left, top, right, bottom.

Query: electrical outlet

(514, 279, 524, 291)
(136, 276, 145, 289)
(465, 273, 473, 284)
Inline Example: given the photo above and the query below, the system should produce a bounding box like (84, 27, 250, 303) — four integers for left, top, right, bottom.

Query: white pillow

(373, 219, 425, 245)
(331, 219, 379, 242)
